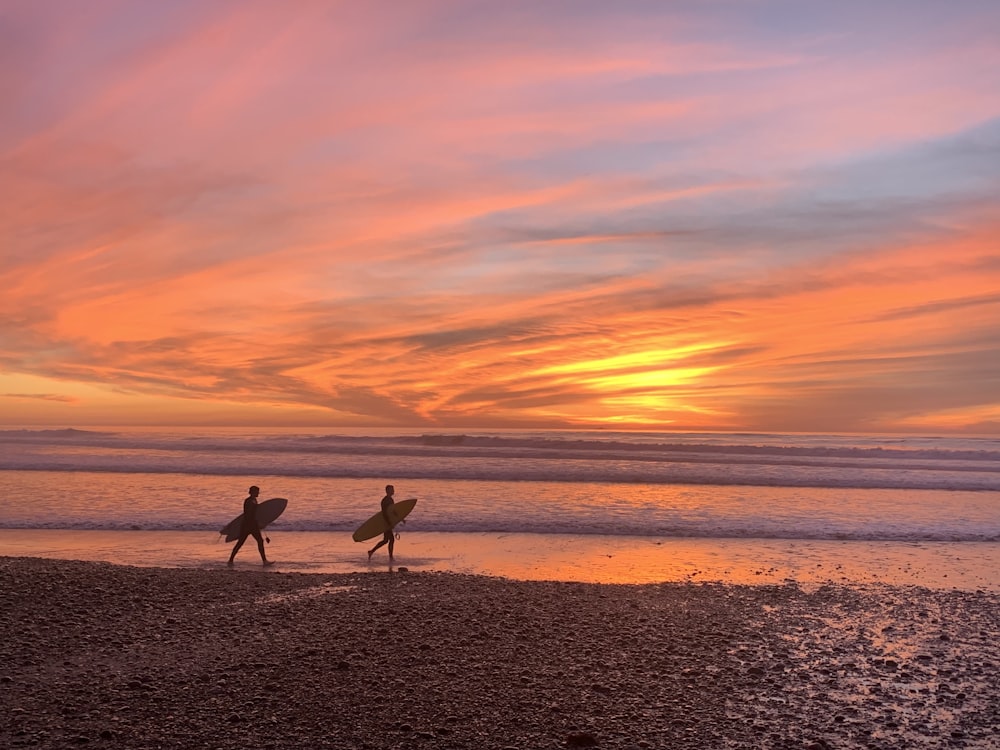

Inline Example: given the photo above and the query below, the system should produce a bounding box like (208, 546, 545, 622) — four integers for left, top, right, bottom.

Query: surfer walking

(368, 484, 398, 561)
(227, 485, 273, 566)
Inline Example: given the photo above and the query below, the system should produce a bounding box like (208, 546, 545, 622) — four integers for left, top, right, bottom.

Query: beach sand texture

(3, 557, 997, 749)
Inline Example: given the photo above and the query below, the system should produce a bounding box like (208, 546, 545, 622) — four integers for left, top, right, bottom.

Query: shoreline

(3, 556, 998, 749)
(1, 528, 998, 591)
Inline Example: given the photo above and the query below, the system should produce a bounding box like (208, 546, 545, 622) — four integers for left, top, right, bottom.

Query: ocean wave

(2, 428, 999, 491)
(2, 456, 1000, 491)
(4, 428, 1000, 463)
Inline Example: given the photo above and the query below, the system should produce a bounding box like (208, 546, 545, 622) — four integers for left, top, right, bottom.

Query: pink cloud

(2, 2, 999, 430)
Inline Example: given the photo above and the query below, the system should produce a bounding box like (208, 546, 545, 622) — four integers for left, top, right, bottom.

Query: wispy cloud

(2, 0, 999, 431)
(3, 393, 77, 403)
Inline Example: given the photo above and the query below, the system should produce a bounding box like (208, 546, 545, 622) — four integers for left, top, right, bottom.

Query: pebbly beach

(2, 556, 998, 749)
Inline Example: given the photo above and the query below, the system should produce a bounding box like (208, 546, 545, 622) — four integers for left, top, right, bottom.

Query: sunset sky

(2, 0, 999, 432)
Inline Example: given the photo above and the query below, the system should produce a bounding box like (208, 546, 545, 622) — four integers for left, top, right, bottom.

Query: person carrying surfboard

(367, 484, 399, 561)
(227, 485, 274, 566)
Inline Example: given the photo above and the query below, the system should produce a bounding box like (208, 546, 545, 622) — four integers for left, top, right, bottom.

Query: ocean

(2, 427, 998, 538)
(2, 427, 998, 588)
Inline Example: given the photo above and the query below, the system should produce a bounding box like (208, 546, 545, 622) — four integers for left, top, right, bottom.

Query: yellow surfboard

(352, 498, 417, 542)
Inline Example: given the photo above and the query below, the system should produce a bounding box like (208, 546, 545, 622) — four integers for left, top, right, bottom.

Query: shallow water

(2, 470, 997, 541)
(2, 529, 997, 591)
(3, 427, 998, 592)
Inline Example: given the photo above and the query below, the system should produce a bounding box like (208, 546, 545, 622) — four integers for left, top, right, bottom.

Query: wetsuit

(368, 492, 396, 558)
(229, 494, 267, 563)
(240, 494, 262, 538)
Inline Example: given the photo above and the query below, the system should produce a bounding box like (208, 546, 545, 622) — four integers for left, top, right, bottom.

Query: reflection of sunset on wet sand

(4, 530, 998, 592)
(3, 2, 999, 433)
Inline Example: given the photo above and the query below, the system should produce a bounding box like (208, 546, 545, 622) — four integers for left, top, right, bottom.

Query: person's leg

(387, 533, 395, 561)
(251, 529, 270, 564)
(228, 533, 248, 564)
(368, 532, 391, 560)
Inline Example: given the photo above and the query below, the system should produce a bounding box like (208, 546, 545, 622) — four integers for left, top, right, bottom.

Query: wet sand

(3, 529, 998, 591)
(2, 556, 998, 749)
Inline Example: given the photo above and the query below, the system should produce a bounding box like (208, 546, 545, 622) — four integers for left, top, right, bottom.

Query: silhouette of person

(228, 485, 273, 566)
(368, 484, 398, 561)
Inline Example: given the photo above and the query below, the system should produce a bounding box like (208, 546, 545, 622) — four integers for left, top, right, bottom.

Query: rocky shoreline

(2, 557, 997, 749)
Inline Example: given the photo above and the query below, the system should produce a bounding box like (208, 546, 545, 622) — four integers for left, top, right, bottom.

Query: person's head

(249, 485, 260, 497)
(385, 484, 395, 496)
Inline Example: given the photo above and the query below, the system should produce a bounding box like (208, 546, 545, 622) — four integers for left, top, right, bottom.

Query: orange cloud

(2, 2, 999, 431)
